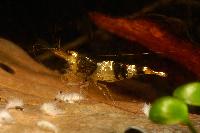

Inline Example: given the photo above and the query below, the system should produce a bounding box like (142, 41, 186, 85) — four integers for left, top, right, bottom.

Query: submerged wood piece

(0, 38, 70, 104)
(1, 103, 199, 133)
(89, 12, 200, 79)
(0, 38, 199, 132)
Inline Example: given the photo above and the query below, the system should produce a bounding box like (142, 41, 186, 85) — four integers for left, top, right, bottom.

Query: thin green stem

(185, 120, 198, 133)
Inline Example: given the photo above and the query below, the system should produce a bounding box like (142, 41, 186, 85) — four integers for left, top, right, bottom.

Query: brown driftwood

(0, 38, 199, 132)
(0, 38, 70, 104)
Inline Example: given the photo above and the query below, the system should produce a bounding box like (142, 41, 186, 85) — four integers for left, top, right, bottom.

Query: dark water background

(0, 0, 200, 102)
(0, 0, 199, 49)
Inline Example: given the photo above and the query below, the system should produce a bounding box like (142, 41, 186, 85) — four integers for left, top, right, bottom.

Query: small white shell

(5, 98, 24, 110)
(0, 110, 15, 124)
(40, 102, 65, 116)
(142, 103, 151, 117)
(55, 92, 84, 103)
(37, 120, 58, 133)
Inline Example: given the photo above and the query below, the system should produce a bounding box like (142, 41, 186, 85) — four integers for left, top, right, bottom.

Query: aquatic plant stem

(186, 120, 197, 133)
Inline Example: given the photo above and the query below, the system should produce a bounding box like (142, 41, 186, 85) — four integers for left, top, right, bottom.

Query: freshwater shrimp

(51, 48, 167, 105)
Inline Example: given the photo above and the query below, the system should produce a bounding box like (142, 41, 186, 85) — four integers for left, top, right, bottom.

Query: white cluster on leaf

(142, 103, 151, 117)
(37, 120, 58, 133)
(0, 110, 15, 125)
(40, 102, 65, 116)
(55, 92, 84, 103)
(5, 98, 24, 110)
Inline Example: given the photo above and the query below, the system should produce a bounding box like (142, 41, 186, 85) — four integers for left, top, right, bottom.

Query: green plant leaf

(149, 96, 189, 125)
(173, 82, 200, 106)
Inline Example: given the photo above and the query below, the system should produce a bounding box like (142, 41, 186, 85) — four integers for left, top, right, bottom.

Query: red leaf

(89, 12, 200, 79)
